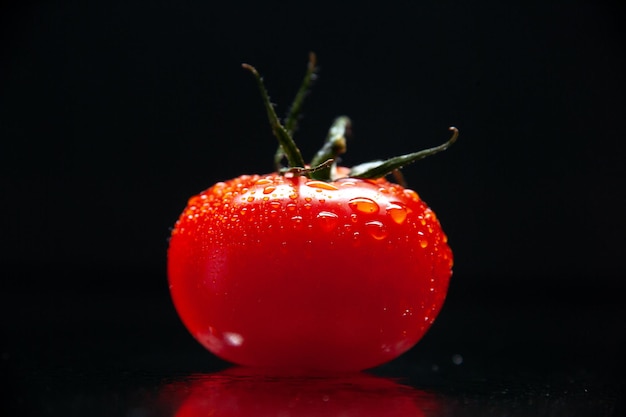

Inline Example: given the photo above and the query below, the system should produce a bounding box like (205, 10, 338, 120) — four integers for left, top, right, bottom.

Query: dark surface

(1, 0, 625, 415)
(1, 276, 624, 416)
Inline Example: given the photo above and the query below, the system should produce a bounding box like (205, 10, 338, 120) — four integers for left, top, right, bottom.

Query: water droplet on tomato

(187, 198, 198, 207)
(419, 239, 429, 249)
(365, 220, 388, 240)
(349, 197, 379, 214)
(316, 211, 339, 231)
(305, 180, 339, 190)
(289, 193, 298, 200)
(424, 209, 437, 221)
(247, 196, 255, 202)
(263, 185, 276, 194)
(404, 189, 420, 202)
(386, 203, 408, 224)
(255, 178, 273, 186)
(269, 200, 281, 209)
(286, 203, 297, 212)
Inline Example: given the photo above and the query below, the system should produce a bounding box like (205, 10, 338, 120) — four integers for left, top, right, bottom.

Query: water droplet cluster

(172, 173, 452, 272)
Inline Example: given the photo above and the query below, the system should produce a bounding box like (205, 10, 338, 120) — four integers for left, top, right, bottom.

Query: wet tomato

(167, 53, 456, 372)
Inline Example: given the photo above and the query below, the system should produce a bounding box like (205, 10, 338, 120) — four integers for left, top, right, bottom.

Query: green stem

(274, 52, 317, 170)
(350, 127, 459, 179)
(284, 52, 317, 136)
(242, 63, 306, 170)
(309, 116, 352, 180)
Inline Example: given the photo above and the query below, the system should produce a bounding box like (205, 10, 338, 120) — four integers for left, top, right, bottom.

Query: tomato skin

(167, 172, 452, 372)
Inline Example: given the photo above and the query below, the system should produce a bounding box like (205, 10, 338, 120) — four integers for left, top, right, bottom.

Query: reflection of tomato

(167, 54, 455, 372)
(160, 367, 439, 417)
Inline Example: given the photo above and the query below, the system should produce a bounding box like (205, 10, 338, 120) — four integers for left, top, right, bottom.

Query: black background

(1, 0, 625, 416)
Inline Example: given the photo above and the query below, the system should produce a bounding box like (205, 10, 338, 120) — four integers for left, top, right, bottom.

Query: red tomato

(167, 54, 455, 372)
(168, 172, 452, 372)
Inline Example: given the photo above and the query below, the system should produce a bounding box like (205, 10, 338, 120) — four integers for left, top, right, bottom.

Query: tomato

(167, 53, 456, 373)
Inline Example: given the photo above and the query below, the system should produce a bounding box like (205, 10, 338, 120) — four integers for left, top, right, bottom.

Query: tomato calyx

(242, 53, 458, 182)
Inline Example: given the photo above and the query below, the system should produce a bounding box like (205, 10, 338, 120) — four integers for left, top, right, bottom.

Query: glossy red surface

(168, 173, 452, 372)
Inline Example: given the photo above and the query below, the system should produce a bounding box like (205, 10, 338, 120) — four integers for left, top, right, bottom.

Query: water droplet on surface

(286, 203, 297, 212)
(269, 200, 281, 209)
(305, 180, 339, 190)
(424, 209, 437, 221)
(349, 197, 379, 214)
(419, 239, 429, 249)
(247, 196, 255, 202)
(255, 178, 273, 186)
(316, 211, 339, 231)
(404, 189, 420, 201)
(387, 203, 408, 224)
(263, 185, 276, 194)
(365, 221, 388, 240)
